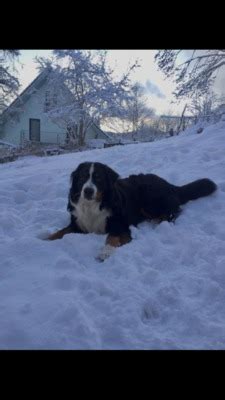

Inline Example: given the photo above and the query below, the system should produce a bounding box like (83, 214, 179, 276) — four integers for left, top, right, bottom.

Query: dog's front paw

(96, 245, 115, 262)
(37, 231, 52, 240)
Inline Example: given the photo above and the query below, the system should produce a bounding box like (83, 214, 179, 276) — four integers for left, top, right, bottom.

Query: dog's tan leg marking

(97, 232, 132, 262)
(106, 232, 132, 247)
(47, 225, 74, 241)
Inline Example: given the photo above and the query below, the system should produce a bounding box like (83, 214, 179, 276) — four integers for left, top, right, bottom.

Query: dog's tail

(176, 178, 217, 205)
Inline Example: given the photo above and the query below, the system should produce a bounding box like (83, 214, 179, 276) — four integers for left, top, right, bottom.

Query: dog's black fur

(47, 162, 217, 254)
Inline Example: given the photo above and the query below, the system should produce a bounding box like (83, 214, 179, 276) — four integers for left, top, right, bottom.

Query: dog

(47, 161, 217, 261)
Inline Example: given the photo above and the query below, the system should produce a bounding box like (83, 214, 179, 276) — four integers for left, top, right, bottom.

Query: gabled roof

(90, 121, 111, 139)
(1, 67, 52, 118)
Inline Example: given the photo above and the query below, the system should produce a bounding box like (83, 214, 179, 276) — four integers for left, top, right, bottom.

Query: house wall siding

(1, 83, 66, 145)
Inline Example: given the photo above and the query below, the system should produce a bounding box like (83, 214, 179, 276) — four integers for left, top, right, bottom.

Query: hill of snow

(0, 120, 225, 349)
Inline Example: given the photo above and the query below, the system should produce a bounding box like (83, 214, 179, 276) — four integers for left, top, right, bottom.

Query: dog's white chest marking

(72, 198, 111, 234)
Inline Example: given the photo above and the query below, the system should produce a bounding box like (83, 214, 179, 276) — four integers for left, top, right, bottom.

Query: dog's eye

(81, 172, 89, 181)
(93, 173, 100, 181)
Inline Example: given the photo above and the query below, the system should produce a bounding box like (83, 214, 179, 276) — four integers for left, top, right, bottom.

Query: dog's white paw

(37, 231, 51, 240)
(96, 244, 115, 262)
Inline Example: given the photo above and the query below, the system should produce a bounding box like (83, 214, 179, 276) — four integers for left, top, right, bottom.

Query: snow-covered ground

(0, 120, 225, 349)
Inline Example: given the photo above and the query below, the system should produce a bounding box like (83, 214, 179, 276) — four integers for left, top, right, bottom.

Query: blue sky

(17, 50, 188, 116)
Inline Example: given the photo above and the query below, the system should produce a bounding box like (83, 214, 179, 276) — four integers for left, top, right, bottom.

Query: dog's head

(68, 162, 119, 206)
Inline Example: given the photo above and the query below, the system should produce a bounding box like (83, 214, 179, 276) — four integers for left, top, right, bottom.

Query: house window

(44, 90, 57, 112)
(29, 119, 40, 142)
(44, 91, 51, 112)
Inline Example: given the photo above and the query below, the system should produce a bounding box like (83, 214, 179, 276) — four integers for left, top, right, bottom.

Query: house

(0, 68, 110, 146)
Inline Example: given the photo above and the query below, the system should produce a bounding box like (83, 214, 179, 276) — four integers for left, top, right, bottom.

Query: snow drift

(0, 119, 225, 349)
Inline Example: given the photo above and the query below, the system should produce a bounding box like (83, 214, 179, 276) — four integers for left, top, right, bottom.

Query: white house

(0, 68, 110, 146)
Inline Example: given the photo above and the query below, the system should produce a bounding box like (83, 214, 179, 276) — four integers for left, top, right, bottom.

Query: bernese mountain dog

(47, 161, 217, 261)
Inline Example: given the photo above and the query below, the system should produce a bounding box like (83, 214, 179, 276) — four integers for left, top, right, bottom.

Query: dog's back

(115, 173, 217, 224)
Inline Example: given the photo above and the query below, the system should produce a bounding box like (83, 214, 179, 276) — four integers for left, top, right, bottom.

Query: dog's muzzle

(83, 187, 94, 200)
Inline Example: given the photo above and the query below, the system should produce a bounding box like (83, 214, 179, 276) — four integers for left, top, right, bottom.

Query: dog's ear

(106, 169, 127, 213)
(70, 167, 79, 185)
(112, 180, 127, 212)
(100, 165, 119, 209)
(105, 165, 119, 200)
(68, 165, 81, 205)
(105, 165, 119, 184)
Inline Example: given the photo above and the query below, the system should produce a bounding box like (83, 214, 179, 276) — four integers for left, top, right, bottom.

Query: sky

(17, 50, 188, 116)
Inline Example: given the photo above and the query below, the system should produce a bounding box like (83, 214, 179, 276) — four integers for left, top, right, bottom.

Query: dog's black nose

(84, 187, 94, 199)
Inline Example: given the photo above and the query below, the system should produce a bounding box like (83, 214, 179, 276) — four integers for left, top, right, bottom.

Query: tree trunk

(177, 104, 187, 134)
(78, 119, 85, 146)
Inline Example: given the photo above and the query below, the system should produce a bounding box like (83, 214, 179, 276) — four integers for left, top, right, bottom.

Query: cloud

(145, 80, 165, 99)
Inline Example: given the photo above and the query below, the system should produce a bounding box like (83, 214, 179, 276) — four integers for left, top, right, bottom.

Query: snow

(0, 140, 18, 148)
(0, 120, 225, 349)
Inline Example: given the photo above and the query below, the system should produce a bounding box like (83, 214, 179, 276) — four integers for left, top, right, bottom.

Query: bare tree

(155, 50, 225, 99)
(188, 91, 225, 122)
(102, 83, 155, 135)
(36, 50, 139, 146)
(125, 83, 155, 135)
(177, 104, 188, 133)
(0, 50, 20, 113)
